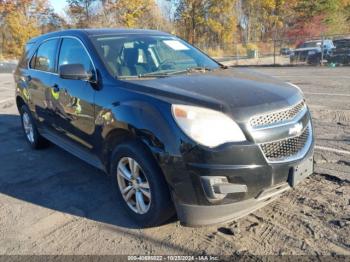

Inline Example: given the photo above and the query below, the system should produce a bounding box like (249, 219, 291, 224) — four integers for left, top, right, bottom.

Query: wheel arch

(97, 99, 184, 175)
(102, 127, 165, 176)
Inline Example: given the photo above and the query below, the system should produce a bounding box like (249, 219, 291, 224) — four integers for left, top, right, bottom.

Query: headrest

(123, 48, 139, 66)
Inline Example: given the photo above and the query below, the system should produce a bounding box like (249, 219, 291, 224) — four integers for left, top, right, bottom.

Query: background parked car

(328, 37, 350, 65)
(280, 47, 292, 56)
(0, 60, 17, 73)
(290, 39, 335, 65)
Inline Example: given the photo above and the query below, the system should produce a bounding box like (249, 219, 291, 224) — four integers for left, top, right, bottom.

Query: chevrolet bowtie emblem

(289, 122, 303, 136)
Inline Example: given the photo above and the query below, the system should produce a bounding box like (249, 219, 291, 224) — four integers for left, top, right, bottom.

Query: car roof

(27, 28, 172, 44)
(333, 37, 350, 41)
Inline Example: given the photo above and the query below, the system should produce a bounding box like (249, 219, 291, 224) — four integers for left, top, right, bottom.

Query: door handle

(52, 84, 60, 92)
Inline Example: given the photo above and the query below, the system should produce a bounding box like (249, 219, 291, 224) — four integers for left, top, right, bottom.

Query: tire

(20, 105, 49, 149)
(308, 55, 321, 66)
(110, 140, 175, 227)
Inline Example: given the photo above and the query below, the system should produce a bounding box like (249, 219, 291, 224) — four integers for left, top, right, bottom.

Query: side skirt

(39, 128, 106, 173)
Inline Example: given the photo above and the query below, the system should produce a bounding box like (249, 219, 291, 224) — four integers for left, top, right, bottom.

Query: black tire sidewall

(110, 141, 174, 227)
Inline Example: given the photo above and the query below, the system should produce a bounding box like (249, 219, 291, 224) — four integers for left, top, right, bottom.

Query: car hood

(124, 68, 303, 122)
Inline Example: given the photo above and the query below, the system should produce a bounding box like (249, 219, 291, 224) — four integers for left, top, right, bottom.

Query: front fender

(99, 99, 190, 155)
(94, 86, 198, 203)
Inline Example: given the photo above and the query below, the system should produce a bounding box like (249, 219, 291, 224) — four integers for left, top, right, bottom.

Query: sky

(51, 0, 67, 15)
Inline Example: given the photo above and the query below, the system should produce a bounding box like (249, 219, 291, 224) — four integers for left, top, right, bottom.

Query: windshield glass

(298, 41, 321, 48)
(90, 35, 220, 78)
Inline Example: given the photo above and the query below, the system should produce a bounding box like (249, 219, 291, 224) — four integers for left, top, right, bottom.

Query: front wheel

(307, 55, 321, 66)
(111, 141, 175, 227)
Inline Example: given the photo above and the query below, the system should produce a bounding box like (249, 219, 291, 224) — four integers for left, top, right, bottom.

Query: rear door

(50, 37, 96, 150)
(27, 38, 60, 129)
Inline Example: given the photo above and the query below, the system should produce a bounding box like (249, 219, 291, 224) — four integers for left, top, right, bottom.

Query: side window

(58, 38, 93, 73)
(30, 39, 58, 72)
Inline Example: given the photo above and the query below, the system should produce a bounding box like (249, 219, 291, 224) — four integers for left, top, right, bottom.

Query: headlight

(171, 104, 246, 148)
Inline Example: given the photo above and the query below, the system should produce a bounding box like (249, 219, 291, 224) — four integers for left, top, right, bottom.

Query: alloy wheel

(117, 157, 151, 214)
(22, 112, 34, 143)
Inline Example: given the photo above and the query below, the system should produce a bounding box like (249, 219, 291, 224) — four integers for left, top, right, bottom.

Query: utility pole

(321, 33, 325, 66)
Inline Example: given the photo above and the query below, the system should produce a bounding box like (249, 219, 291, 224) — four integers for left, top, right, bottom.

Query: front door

(51, 37, 96, 150)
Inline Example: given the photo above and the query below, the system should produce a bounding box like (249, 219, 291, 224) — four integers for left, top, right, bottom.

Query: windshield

(90, 35, 220, 78)
(298, 41, 321, 48)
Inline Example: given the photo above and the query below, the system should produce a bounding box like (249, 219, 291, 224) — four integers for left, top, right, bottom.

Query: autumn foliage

(1, 0, 350, 58)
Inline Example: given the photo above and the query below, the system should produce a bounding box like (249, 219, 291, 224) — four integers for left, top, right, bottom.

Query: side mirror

(59, 64, 92, 81)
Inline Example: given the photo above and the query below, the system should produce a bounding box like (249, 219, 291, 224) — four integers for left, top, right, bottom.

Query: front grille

(260, 126, 310, 162)
(250, 101, 305, 128)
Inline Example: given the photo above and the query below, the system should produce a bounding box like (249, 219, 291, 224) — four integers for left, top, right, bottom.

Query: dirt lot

(0, 67, 349, 257)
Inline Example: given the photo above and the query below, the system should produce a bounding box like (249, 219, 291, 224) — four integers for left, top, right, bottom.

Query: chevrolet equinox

(14, 29, 314, 227)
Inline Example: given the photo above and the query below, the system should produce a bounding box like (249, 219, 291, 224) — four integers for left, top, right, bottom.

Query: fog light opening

(200, 176, 248, 202)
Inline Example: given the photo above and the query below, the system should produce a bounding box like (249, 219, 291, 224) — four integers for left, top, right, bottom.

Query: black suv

(14, 29, 314, 227)
(328, 38, 350, 65)
(290, 39, 335, 65)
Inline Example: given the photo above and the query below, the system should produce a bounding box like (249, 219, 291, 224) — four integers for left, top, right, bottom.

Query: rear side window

(30, 39, 59, 72)
(58, 38, 93, 73)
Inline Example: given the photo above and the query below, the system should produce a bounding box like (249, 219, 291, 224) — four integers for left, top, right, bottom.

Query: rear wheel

(20, 105, 49, 149)
(111, 141, 175, 227)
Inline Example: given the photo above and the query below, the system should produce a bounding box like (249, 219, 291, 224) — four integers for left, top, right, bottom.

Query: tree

(66, 0, 97, 27)
(289, 0, 350, 38)
(102, 0, 166, 28)
(4, 10, 40, 57)
(0, 0, 64, 58)
(174, 0, 207, 44)
(207, 0, 237, 47)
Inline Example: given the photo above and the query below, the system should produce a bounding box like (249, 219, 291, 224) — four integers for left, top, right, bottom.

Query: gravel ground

(0, 67, 349, 256)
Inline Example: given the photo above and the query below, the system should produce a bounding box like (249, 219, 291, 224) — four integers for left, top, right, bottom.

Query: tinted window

(334, 39, 350, 48)
(299, 42, 320, 48)
(30, 39, 58, 72)
(58, 38, 93, 73)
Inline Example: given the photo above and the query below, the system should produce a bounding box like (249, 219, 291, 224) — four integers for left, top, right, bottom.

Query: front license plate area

(289, 156, 314, 187)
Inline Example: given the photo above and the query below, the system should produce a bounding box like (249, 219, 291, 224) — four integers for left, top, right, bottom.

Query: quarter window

(58, 38, 93, 73)
(30, 39, 59, 72)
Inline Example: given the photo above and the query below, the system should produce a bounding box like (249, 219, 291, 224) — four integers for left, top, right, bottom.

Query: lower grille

(260, 126, 310, 162)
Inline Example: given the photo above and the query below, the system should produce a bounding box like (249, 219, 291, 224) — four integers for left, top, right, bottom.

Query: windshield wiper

(117, 72, 171, 79)
(161, 66, 213, 75)
(138, 71, 173, 78)
(186, 66, 212, 72)
(118, 66, 221, 79)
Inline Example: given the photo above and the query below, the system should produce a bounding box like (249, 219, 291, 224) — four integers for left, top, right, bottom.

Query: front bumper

(160, 121, 315, 226)
(171, 144, 314, 226)
(157, 105, 314, 226)
(175, 182, 290, 226)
